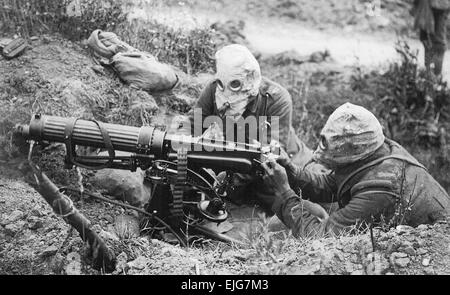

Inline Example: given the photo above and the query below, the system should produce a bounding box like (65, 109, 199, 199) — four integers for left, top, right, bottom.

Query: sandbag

(90, 152, 151, 207)
(87, 29, 135, 59)
(112, 52, 178, 92)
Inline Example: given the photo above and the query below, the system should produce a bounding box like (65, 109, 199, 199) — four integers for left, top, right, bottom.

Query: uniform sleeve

(265, 88, 292, 149)
(195, 81, 216, 115)
(284, 161, 337, 203)
(178, 81, 216, 135)
(323, 189, 397, 235)
(272, 184, 398, 238)
(271, 189, 329, 237)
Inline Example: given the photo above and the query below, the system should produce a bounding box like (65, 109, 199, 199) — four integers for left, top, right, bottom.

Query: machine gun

(16, 114, 280, 245)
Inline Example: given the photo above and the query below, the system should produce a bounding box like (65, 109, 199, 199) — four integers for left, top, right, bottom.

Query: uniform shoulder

(363, 159, 403, 181)
(350, 158, 404, 197)
(260, 76, 291, 103)
(386, 139, 425, 168)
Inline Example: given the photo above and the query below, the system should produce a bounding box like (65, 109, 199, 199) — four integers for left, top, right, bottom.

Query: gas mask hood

(313, 102, 385, 168)
(214, 44, 262, 120)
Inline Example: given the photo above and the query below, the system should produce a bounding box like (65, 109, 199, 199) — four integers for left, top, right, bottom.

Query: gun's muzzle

(15, 123, 29, 136)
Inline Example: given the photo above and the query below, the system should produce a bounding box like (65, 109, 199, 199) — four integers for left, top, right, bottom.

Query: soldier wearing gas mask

(181, 44, 323, 212)
(261, 103, 450, 237)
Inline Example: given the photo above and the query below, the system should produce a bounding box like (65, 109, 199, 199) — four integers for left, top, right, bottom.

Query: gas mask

(214, 44, 262, 121)
(313, 102, 385, 169)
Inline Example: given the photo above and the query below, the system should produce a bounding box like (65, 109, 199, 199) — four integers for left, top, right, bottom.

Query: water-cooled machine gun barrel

(16, 114, 280, 232)
(17, 114, 276, 173)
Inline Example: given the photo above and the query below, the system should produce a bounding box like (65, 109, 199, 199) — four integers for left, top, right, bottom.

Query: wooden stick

(27, 161, 116, 272)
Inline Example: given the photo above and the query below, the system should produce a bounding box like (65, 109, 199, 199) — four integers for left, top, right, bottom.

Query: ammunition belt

(170, 148, 187, 225)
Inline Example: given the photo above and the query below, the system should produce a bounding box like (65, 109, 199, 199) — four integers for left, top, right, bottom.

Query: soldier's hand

(261, 158, 291, 196)
(268, 140, 290, 167)
(276, 147, 291, 167)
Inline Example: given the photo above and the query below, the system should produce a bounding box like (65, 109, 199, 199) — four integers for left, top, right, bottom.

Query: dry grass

(114, 19, 215, 74)
(0, 0, 216, 73)
(264, 41, 450, 191)
(0, 0, 126, 39)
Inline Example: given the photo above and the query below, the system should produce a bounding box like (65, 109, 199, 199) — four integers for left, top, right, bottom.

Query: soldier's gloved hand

(275, 147, 291, 167)
(272, 146, 301, 188)
(261, 158, 291, 197)
(268, 140, 292, 167)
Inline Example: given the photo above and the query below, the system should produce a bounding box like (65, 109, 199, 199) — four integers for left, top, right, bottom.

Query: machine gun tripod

(15, 114, 280, 246)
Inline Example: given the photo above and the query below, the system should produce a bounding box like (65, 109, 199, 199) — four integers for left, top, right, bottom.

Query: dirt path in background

(130, 4, 450, 83)
(242, 18, 450, 83)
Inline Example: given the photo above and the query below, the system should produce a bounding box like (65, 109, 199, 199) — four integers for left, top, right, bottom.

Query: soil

(2, 166, 449, 275)
(1, 0, 450, 275)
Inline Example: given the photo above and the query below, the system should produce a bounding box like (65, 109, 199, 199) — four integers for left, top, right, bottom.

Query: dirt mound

(2, 163, 450, 275)
(3, 163, 448, 275)
(0, 176, 75, 275)
(0, 35, 141, 132)
(0, 34, 208, 161)
(0, 171, 139, 275)
(88, 218, 450, 275)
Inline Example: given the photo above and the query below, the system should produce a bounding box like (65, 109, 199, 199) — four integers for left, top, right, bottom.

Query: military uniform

(272, 139, 450, 237)
(187, 76, 312, 165)
(181, 76, 319, 212)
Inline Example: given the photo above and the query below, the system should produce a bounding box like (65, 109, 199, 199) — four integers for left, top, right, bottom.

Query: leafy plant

(241, 214, 290, 263)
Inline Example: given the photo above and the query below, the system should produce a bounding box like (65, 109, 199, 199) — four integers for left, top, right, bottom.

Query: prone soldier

(261, 102, 450, 237)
